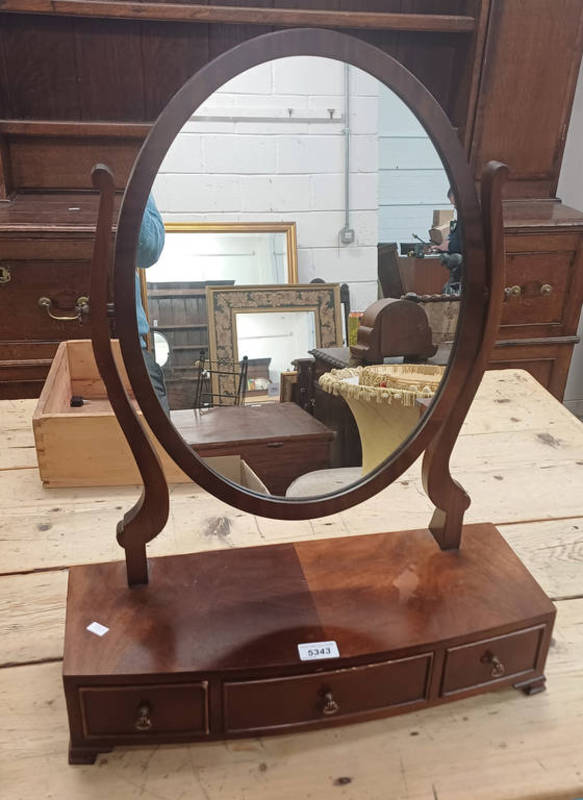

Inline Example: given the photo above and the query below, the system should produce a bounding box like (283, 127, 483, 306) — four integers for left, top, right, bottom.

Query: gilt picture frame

(206, 283, 342, 403)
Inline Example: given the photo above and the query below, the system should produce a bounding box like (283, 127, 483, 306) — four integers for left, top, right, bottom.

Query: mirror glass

(139, 56, 461, 499)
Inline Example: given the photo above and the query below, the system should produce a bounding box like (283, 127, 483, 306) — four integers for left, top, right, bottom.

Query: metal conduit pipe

(340, 62, 355, 245)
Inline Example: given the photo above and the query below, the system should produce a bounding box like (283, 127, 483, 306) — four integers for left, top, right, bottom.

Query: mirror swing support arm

(422, 161, 509, 550)
(89, 164, 169, 587)
(62, 30, 555, 765)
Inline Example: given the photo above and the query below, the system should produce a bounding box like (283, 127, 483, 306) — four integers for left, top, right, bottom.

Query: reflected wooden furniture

(397, 255, 451, 295)
(350, 298, 437, 363)
(172, 402, 335, 496)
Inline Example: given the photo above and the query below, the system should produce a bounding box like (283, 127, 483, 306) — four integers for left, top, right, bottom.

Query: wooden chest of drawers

(173, 402, 335, 496)
(63, 523, 555, 764)
(490, 201, 583, 398)
(0, 193, 119, 399)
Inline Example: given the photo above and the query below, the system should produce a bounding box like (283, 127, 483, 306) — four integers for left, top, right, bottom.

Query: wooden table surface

(1, 369, 582, 800)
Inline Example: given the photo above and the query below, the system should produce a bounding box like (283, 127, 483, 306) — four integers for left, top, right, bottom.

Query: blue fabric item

(136, 194, 165, 344)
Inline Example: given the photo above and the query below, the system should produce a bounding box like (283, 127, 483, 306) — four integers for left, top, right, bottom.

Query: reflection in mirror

(236, 311, 317, 399)
(139, 56, 460, 499)
(153, 331, 170, 368)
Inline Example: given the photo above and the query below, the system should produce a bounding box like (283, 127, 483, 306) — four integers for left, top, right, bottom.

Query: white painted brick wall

(154, 56, 380, 312)
(153, 57, 450, 313)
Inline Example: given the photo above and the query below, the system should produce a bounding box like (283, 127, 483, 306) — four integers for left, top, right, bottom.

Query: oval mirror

(115, 29, 486, 519)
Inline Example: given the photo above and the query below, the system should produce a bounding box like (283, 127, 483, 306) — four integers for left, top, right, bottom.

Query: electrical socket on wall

(340, 227, 355, 245)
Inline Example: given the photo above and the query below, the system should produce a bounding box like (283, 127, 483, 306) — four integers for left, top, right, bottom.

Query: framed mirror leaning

(115, 30, 487, 518)
(138, 222, 298, 407)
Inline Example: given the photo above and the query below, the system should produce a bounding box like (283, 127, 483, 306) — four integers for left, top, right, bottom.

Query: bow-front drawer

(441, 625, 546, 696)
(223, 653, 433, 734)
(79, 683, 209, 739)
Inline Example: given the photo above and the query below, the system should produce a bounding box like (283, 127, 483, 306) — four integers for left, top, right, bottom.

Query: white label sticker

(86, 621, 109, 637)
(297, 641, 339, 662)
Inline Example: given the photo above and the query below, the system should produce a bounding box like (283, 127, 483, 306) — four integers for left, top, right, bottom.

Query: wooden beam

(0, 119, 150, 138)
(0, 2, 477, 32)
(0, 134, 13, 200)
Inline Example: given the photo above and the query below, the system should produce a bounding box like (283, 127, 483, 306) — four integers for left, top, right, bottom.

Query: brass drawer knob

(481, 651, 505, 678)
(540, 283, 553, 296)
(504, 284, 522, 297)
(0, 265, 11, 285)
(321, 691, 340, 716)
(134, 702, 153, 731)
(38, 295, 90, 322)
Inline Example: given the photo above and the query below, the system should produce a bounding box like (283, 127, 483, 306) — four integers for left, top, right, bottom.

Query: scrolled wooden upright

(62, 30, 556, 766)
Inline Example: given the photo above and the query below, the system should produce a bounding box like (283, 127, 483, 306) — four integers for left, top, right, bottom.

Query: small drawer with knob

(79, 683, 209, 739)
(500, 250, 572, 330)
(440, 625, 546, 696)
(223, 653, 433, 734)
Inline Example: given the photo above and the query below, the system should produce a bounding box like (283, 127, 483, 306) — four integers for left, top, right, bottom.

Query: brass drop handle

(482, 651, 505, 678)
(321, 690, 340, 716)
(540, 283, 553, 296)
(0, 265, 11, 284)
(504, 285, 522, 297)
(134, 702, 153, 731)
(38, 295, 89, 322)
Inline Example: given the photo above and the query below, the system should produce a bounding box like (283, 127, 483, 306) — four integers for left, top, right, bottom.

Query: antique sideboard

(1, 1, 582, 400)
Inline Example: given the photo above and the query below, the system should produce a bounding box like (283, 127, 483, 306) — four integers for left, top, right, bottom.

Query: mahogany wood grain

(422, 161, 508, 550)
(141, 20, 210, 120)
(470, 0, 583, 197)
(9, 136, 140, 190)
(0, 134, 12, 199)
(0, 14, 80, 120)
(0, 119, 150, 137)
(1, 2, 477, 32)
(74, 17, 146, 122)
(62, 523, 556, 761)
(89, 165, 169, 585)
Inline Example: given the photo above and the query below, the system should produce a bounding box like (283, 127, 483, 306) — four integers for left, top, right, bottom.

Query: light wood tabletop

(1, 369, 582, 800)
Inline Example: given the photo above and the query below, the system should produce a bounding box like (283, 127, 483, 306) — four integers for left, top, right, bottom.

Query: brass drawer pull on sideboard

(38, 296, 90, 322)
(321, 691, 340, 716)
(504, 285, 522, 297)
(0, 266, 11, 284)
(540, 283, 553, 295)
(481, 651, 505, 678)
(134, 703, 153, 731)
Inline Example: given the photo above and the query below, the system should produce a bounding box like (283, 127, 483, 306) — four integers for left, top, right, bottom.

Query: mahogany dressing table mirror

(63, 29, 555, 765)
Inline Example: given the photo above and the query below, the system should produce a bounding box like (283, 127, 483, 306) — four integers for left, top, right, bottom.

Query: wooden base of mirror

(63, 523, 555, 764)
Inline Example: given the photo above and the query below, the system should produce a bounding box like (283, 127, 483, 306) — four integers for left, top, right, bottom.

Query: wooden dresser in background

(1, 1, 582, 401)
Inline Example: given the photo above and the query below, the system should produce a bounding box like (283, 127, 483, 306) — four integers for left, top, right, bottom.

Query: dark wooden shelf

(0, 2, 477, 32)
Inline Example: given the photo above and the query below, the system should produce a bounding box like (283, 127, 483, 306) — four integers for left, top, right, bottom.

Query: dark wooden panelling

(471, 0, 583, 194)
(0, 135, 12, 199)
(397, 33, 460, 115)
(74, 17, 145, 121)
(0, 28, 12, 118)
(141, 21, 210, 119)
(9, 137, 141, 190)
(0, 15, 80, 120)
(209, 0, 272, 60)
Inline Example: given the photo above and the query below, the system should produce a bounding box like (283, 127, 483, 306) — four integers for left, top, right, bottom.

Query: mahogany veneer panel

(63, 523, 555, 761)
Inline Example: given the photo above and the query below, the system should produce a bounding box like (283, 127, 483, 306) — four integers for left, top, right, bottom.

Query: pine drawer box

(32, 339, 269, 492)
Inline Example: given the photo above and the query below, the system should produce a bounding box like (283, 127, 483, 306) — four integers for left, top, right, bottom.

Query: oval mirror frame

(114, 28, 487, 521)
